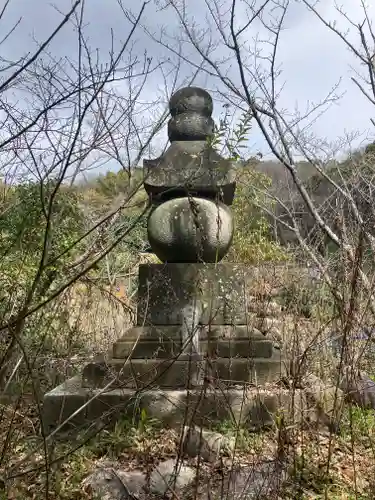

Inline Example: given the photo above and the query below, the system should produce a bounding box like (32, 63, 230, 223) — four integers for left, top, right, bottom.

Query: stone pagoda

(43, 87, 284, 432)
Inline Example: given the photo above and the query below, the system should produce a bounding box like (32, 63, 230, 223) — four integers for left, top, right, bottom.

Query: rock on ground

(196, 460, 286, 499)
(83, 466, 146, 500)
(149, 458, 196, 496)
(83, 459, 196, 499)
(182, 425, 235, 462)
(303, 373, 344, 432)
(340, 367, 375, 409)
(83, 457, 288, 499)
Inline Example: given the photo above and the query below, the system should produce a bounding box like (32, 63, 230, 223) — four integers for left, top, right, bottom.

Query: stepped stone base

(43, 376, 303, 433)
(112, 325, 270, 342)
(82, 352, 283, 389)
(43, 263, 287, 432)
(112, 338, 274, 359)
(80, 324, 283, 390)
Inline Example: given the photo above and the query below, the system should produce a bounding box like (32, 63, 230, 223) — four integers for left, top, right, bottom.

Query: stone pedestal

(42, 86, 286, 433)
(80, 263, 283, 389)
(137, 263, 248, 325)
(43, 263, 285, 432)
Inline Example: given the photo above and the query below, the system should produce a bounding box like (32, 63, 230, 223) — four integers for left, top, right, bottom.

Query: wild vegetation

(1, 0, 375, 498)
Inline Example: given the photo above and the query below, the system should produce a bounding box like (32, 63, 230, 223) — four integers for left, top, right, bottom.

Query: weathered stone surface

(144, 141, 236, 206)
(117, 325, 265, 342)
(303, 373, 344, 431)
(168, 113, 214, 142)
(82, 356, 202, 389)
(248, 300, 282, 317)
(149, 459, 195, 496)
(43, 377, 302, 433)
(83, 466, 146, 500)
(340, 367, 375, 409)
(143, 87, 236, 208)
(197, 461, 286, 499)
(43, 86, 286, 433)
(137, 263, 250, 326)
(112, 338, 273, 359)
(144, 86, 237, 263)
(244, 387, 307, 430)
(169, 86, 213, 117)
(182, 426, 235, 462)
(252, 316, 284, 335)
(167, 87, 214, 143)
(81, 352, 283, 389)
(168, 98, 213, 148)
(82, 459, 287, 500)
(82, 459, 196, 499)
(147, 197, 233, 263)
(43, 376, 90, 429)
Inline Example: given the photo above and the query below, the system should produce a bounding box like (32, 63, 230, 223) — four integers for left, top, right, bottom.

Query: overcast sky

(1, 0, 374, 172)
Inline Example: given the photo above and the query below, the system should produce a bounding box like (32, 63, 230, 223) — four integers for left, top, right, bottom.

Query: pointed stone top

(169, 86, 213, 117)
(167, 86, 215, 142)
(143, 86, 236, 206)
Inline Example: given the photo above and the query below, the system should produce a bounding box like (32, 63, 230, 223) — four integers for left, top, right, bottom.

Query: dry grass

(60, 282, 135, 355)
(1, 404, 375, 499)
(2, 262, 375, 498)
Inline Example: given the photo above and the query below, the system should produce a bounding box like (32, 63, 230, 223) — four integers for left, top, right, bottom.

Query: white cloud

(0, 0, 374, 174)
(278, 0, 374, 151)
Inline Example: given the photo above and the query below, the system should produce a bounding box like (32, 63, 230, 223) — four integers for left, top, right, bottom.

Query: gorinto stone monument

(43, 87, 285, 431)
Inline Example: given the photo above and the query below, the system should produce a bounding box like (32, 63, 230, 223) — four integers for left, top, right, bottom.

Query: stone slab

(112, 338, 273, 359)
(119, 325, 266, 341)
(43, 376, 305, 433)
(82, 352, 284, 389)
(137, 263, 251, 326)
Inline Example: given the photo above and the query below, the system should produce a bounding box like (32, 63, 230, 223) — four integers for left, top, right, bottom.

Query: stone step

(248, 300, 282, 318)
(112, 338, 273, 359)
(82, 352, 284, 389)
(117, 325, 265, 342)
(252, 317, 283, 334)
(43, 376, 305, 433)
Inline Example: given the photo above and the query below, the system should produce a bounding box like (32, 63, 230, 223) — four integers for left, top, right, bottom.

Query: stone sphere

(147, 197, 234, 263)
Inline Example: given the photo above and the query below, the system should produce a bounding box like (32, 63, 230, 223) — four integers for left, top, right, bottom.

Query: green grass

(340, 405, 375, 440)
(211, 418, 266, 452)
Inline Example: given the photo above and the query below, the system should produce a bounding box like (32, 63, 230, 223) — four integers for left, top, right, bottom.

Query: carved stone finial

(143, 86, 237, 263)
(167, 87, 214, 142)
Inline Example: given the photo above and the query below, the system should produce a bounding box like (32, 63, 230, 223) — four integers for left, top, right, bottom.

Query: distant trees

(0, 180, 86, 320)
(1, 181, 84, 257)
(228, 164, 288, 263)
(95, 169, 139, 199)
(365, 142, 375, 156)
(254, 145, 375, 259)
(0, 2, 202, 467)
